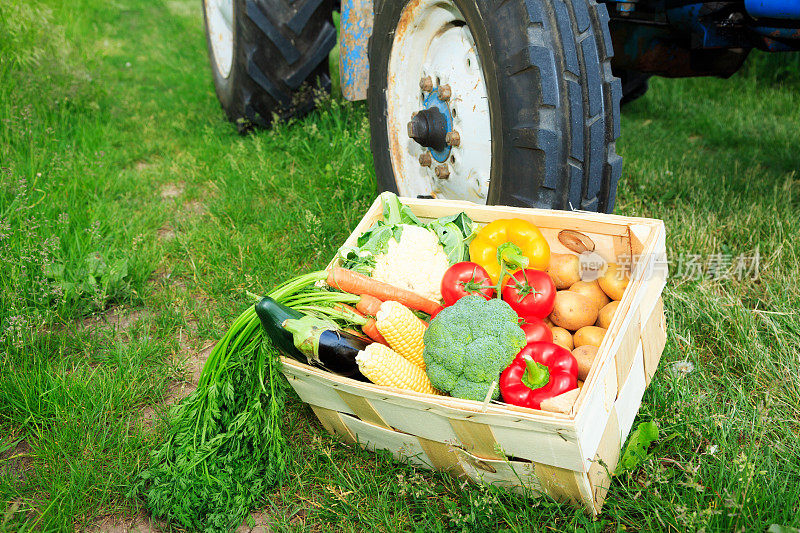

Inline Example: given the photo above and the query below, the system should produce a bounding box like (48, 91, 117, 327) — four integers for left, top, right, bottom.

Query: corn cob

(375, 301, 427, 369)
(355, 343, 439, 395)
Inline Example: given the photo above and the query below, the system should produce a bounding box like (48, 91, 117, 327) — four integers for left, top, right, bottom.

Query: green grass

(1, 0, 799, 530)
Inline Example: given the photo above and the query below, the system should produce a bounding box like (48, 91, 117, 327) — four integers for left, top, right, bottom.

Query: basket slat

(586, 408, 622, 513)
(615, 343, 647, 441)
(533, 463, 583, 505)
(337, 391, 392, 428)
(574, 349, 619, 470)
(399, 198, 641, 237)
(491, 424, 585, 471)
(368, 400, 461, 443)
(642, 298, 667, 386)
(417, 436, 464, 473)
(614, 311, 642, 395)
(642, 300, 667, 385)
(285, 372, 355, 415)
(310, 405, 355, 445)
(455, 449, 542, 495)
(339, 414, 432, 468)
(449, 420, 504, 460)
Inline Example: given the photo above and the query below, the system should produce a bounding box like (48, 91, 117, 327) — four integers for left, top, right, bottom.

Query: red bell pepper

(499, 342, 579, 409)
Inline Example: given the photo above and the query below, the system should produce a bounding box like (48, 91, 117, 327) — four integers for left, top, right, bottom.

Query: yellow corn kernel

(355, 344, 439, 395)
(375, 301, 426, 369)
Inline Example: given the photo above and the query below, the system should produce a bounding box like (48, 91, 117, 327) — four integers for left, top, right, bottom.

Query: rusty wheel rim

(386, 0, 491, 203)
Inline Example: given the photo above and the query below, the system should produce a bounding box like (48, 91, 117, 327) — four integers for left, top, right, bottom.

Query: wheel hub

(408, 89, 453, 160)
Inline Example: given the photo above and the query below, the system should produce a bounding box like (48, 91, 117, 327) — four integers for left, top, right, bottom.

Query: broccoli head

(423, 294, 527, 401)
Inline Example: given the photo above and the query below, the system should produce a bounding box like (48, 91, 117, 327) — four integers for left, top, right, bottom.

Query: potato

(577, 380, 585, 389)
(569, 280, 610, 312)
(598, 263, 630, 301)
(547, 253, 581, 289)
(597, 301, 619, 329)
(543, 315, 554, 328)
(549, 291, 598, 331)
(550, 326, 574, 351)
(574, 326, 606, 348)
(572, 345, 598, 381)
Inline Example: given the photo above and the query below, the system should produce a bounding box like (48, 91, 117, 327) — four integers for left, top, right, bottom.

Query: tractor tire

(618, 69, 651, 106)
(368, 0, 623, 213)
(202, 0, 336, 132)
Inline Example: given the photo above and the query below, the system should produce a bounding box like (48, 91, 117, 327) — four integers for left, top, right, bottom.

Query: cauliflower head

(372, 224, 450, 302)
(422, 295, 527, 401)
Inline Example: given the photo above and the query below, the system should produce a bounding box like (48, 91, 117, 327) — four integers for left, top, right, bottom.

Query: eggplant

(282, 315, 368, 381)
(255, 296, 306, 362)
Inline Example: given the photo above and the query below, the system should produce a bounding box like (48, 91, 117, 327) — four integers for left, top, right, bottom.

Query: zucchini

(255, 296, 305, 362)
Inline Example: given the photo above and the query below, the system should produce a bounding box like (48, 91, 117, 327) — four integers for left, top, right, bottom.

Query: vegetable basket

(279, 197, 667, 514)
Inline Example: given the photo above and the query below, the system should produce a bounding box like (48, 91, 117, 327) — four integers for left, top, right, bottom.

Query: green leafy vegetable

(381, 191, 423, 226)
(338, 192, 476, 273)
(616, 420, 659, 473)
(130, 306, 288, 532)
(434, 212, 478, 243)
(423, 295, 527, 401)
(130, 273, 330, 532)
(431, 222, 466, 263)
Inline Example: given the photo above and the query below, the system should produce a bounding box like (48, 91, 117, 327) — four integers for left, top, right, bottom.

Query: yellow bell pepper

(468, 219, 550, 283)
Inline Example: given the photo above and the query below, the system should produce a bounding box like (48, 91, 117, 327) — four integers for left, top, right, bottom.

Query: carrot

(356, 294, 383, 317)
(362, 318, 389, 345)
(327, 267, 443, 317)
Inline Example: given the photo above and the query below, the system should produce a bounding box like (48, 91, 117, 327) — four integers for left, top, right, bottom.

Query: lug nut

(419, 76, 433, 92)
(419, 152, 432, 167)
(434, 164, 450, 179)
(445, 130, 460, 147)
(406, 112, 421, 137)
(438, 84, 451, 101)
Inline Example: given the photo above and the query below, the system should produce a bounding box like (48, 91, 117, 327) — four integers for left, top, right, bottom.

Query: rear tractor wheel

(202, 0, 336, 132)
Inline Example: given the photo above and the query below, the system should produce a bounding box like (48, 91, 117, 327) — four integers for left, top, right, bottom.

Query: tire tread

(205, 0, 334, 130)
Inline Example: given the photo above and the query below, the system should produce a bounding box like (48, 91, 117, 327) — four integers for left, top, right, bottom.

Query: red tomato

(501, 269, 556, 320)
(440, 262, 495, 306)
(520, 318, 553, 345)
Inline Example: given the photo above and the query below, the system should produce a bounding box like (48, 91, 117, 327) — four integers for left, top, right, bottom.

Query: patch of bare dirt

(0, 438, 33, 482)
(86, 513, 168, 533)
(173, 336, 214, 397)
(79, 306, 152, 333)
(156, 224, 176, 241)
(184, 200, 206, 216)
(39, 305, 154, 338)
(159, 183, 184, 200)
(236, 510, 274, 533)
(148, 265, 188, 291)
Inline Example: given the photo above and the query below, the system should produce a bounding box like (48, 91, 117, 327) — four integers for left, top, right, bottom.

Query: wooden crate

(280, 197, 667, 514)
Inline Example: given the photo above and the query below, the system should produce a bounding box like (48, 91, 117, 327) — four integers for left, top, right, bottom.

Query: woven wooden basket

(280, 197, 667, 514)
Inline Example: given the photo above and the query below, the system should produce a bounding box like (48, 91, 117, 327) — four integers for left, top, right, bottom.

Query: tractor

(201, 0, 800, 213)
